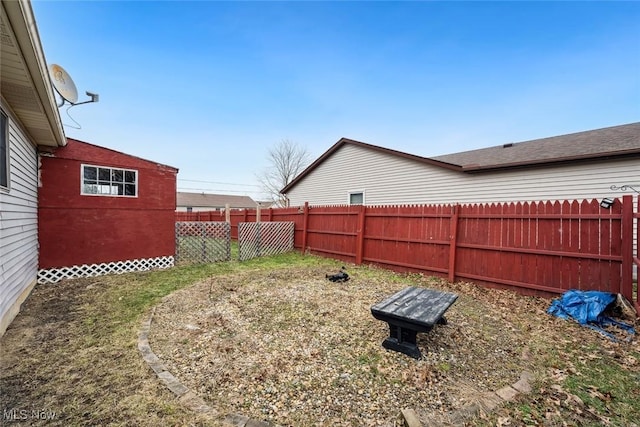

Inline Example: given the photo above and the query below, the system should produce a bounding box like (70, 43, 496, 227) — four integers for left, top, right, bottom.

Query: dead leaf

(497, 416, 511, 426)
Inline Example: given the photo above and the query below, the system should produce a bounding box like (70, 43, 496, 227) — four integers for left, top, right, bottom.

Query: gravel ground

(149, 265, 534, 426)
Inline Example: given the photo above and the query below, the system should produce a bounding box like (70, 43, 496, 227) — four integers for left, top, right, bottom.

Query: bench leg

(382, 324, 421, 359)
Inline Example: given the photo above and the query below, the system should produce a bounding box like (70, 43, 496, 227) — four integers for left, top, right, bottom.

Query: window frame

(0, 109, 9, 190)
(80, 164, 139, 198)
(348, 190, 365, 205)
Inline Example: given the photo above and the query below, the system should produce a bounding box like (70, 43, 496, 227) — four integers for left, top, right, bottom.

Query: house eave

(1, 0, 65, 148)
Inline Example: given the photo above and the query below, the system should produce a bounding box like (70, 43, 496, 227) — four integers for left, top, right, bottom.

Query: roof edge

(4, 0, 66, 147)
(64, 137, 179, 172)
(280, 137, 462, 194)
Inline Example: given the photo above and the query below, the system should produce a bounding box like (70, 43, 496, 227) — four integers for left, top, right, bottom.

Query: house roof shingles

(176, 192, 256, 209)
(433, 122, 640, 171)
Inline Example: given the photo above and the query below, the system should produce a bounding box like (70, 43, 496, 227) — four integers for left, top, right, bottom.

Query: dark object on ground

(371, 286, 458, 359)
(615, 293, 638, 320)
(547, 290, 635, 342)
(326, 267, 349, 282)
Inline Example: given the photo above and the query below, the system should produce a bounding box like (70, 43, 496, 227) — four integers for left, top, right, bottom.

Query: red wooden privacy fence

(176, 196, 639, 311)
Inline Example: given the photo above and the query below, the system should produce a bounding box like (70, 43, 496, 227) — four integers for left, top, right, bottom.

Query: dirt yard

(149, 264, 639, 426)
(1, 257, 638, 426)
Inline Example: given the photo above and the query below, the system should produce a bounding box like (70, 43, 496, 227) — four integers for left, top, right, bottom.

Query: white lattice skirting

(37, 256, 175, 284)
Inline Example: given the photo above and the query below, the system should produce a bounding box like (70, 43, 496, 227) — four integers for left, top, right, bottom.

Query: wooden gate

(175, 222, 231, 264)
(238, 222, 295, 261)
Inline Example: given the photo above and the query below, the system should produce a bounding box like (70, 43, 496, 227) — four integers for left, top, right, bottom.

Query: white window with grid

(81, 164, 138, 197)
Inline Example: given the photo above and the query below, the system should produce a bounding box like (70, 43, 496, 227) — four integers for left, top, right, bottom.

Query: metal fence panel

(175, 221, 231, 264)
(238, 222, 295, 261)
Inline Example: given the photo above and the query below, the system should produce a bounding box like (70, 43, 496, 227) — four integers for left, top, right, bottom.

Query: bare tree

(257, 139, 311, 207)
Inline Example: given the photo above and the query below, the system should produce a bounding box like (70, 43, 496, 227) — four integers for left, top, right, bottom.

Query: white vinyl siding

(285, 143, 640, 207)
(0, 109, 39, 335)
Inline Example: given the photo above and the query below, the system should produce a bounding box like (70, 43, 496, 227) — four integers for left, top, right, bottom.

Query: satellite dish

(49, 64, 78, 105)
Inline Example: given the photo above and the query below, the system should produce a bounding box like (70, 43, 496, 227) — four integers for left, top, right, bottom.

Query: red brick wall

(38, 139, 178, 269)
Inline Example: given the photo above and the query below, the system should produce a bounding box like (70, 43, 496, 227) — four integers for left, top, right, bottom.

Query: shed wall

(285, 144, 640, 206)
(0, 106, 38, 335)
(38, 140, 177, 269)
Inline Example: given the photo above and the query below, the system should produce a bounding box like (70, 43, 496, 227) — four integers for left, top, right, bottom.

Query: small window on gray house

(186, 207, 193, 212)
(0, 111, 8, 189)
(81, 164, 138, 197)
(349, 191, 364, 205)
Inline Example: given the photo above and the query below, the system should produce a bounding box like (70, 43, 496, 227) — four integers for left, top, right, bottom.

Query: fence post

(621, 195, 633, 302)
(355, 205, 366, 265)
(448, 204, 460, 282)
(200, 222, 206, 263)
(225, 204, 230, 223)
(175, 222, 180, 264)
(256, 205, 261, 223)
(301, 202, 309, 255)
(268, 208, 273, 222)
(635, 196, 640, 313)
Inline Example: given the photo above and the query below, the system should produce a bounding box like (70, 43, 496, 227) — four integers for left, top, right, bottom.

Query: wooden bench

(371, 286, 458, 359)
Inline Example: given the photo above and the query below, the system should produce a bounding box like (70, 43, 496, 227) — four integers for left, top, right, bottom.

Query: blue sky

(32, 1, 640, 200)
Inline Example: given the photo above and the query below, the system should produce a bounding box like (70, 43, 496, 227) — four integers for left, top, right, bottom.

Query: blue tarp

(548, 290, 635, 341)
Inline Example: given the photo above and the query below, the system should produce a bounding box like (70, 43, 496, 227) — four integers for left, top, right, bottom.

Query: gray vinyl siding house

(0, 0, 66, 335)
(176, 192, 257, 212)
(281, 123, 640, 207)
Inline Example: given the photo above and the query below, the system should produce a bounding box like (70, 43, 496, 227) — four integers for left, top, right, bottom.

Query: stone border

(445, 371, 532, 426)
(138, 307, 272, 427)
(139, 307, 532, 427)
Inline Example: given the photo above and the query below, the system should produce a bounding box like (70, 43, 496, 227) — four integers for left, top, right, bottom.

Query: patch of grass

(109, 250, 332, 327)
(472, 326, 640, 427)
(515, 404, 537, 425)
(357, 352, 382, 366)
(437, 362, 451, 372)
(564, 353, 640, 424)
(356, 351, 385, 380)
